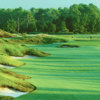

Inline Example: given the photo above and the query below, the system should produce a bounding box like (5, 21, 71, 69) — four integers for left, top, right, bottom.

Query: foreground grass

(0, 95, 14, 100)
(11, 41, 100, 100)
(0, 54, 24, 67)
(0, 34, 67, 100)
(0, 67, 36, 93)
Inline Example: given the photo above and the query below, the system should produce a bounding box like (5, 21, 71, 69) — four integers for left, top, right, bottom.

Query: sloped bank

(0, 43, 50, 99)
(0, 67, 36, 99)
(0, 43, 49, 68)
(0, 87, 27, 98)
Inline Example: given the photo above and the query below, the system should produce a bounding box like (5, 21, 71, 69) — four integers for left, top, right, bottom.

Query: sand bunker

(11, 55, 37, 59)
(0, 87, 27, 98)
(0, 65, 15, 68)
(62, 46, 68, 47)
(61, 45, 79, 48)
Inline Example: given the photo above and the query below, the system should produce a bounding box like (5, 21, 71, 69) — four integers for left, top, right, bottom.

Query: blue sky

(0, 0, 100, 9)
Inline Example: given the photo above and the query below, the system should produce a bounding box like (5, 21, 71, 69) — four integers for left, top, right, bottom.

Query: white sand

(0, 87, 27, 98)
(0, 65, 15, 68)
(11, 55, 37, 59)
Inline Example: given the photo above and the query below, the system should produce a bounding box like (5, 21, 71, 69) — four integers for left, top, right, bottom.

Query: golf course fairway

(11, 42, 100, 100)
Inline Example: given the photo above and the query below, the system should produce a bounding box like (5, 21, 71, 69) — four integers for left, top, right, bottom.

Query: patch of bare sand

(0, 65, 15, 68)
(0, 87, 27, 97)
(11, 55, 37, 59)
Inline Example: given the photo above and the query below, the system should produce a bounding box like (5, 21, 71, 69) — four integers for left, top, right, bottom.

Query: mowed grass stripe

(13, 43, 100, 100)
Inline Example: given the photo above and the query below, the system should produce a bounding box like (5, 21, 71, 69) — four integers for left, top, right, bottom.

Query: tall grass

(9, 35, 67, 44)
(0, 29, 14, 38)
(0, 67, 36, 92)
(0, 95, 14, 100)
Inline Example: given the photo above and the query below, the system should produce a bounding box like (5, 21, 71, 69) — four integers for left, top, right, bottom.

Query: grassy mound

(0, 67, 36, 92)
(0, 43, 49, 57)
(0, 95, 14, 100)
(9, 35, 67, 44)
(0, 68, 30, 79)
(0, 54, 24, 67)
(0, 29, 14, 38)
(0, 43, 49, 67)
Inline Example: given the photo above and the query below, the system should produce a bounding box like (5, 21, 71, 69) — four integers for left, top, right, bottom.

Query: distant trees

(6, 19, 17, 33)
(0, 3, 100, 34)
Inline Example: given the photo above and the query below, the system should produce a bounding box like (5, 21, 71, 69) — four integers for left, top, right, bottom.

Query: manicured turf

(54, 34, 100, 41)
(11, 41, 100, 100)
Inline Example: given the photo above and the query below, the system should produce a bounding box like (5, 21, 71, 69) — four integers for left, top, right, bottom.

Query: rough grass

(0, 43, 49, 57)
(0, 95, 14, 100)
(8, 35, 67, 44)
(0, 67, 36, 92)
(0, 68, 30, 79)
(0, 54, 24, 67)
(0, 42, 49, 67)
(0, 29, 14, 38)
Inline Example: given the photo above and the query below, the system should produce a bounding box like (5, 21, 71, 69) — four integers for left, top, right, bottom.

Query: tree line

(0, 3, 100, 34)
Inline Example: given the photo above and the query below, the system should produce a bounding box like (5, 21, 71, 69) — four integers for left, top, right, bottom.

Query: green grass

(1, 35, 100, 100)
(0, 43, 49, 57)
(7, 40, 100, 100)
(0, 29, 14, 38)
(58, 40, 100, 47)
(54, 34, 100, 41)
(0, 95, 14, 100)
(0, 54, 24, 67)
(8, 35, 67, 44)
(0, 67, 36, 92)
(0, 42, 49, 67)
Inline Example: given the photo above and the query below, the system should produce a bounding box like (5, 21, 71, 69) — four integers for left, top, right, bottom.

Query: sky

(0, 0, 100, 9)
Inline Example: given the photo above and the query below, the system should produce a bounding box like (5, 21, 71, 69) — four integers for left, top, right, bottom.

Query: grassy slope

(12, 41, 100, 100)
(0, 95, 14, 100)
(0, 54, 24, 67)
(0, 42, 49, 67)
(8, 35, 67, 44)
(0, 67, 36, 92)
(0, 39, 50, 99)
(0, 29, 14, 38)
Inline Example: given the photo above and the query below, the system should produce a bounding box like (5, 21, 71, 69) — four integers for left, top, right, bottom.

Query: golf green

(12, 43, 100, 100)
